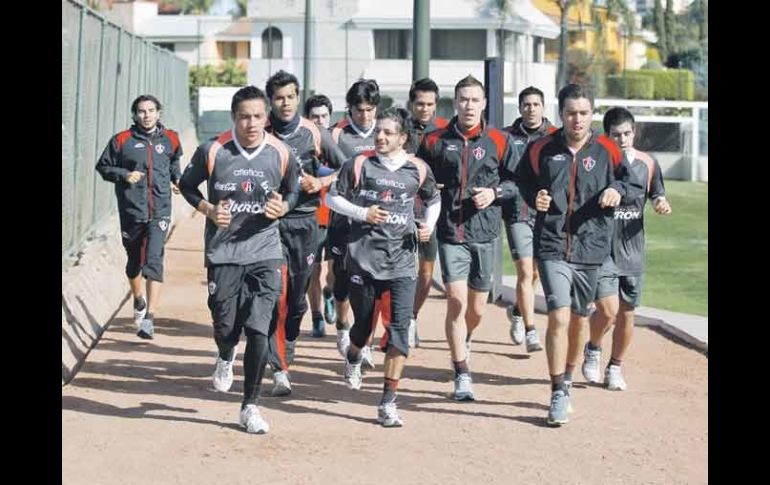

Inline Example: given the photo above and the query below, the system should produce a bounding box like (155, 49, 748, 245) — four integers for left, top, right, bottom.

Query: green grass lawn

(501, 181, 708, 316)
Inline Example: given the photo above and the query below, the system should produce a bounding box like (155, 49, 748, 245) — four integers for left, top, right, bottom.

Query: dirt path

(62, 212, 708, 485)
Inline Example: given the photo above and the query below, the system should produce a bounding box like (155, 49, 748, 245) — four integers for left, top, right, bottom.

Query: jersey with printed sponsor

(266, 117, 345, 218)
(503, 117, 557, 223)
(611, 150, 666, 275)
(329, 117, 379, 235)
(179, 129, 300, 266)
(331, 153, 439, 280)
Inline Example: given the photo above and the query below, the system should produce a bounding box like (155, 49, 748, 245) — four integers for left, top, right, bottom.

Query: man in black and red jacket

(95, 94, 182, 340)
(417, 75, 522, 402)
(513, 83, 638, 427)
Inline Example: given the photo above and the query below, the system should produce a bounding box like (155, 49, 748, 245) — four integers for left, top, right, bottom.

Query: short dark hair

(265, 70, 299, 100)
(304, 94, 333, 117)
(231, 85, 268, 114)
(376, 106, 410, 134)
(518, 86, 544, 105)
(131, 94, 161, 115)
(409, 77, 439, 103)
(557, 83, 594, 113)
(346, 78, 381, 108)
(454, 75, 484, 98)
(603, 106, 636, 134)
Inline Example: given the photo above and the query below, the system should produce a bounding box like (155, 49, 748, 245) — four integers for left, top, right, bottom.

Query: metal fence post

(484, 57, 505, 303)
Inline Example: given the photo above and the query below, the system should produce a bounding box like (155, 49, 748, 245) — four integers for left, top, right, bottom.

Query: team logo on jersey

(306, 253, 315, 266)
(350, 274, 364, 285)
(241, 179, 255, 193)
(582, 156, 596, 172)
(472, 146, 486, 160)
(134, 143, 145, 149)
(155, 144, 166, 154)
(158, 220, 168, 231)
(208, 281, 217, 295)
(381, 189, 395, 203)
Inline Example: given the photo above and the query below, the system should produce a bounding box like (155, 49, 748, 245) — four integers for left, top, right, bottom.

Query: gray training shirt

(179, 129, 300, 266)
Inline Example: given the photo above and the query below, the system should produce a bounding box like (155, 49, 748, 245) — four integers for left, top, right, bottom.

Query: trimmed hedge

(606, 75, 654, 99)
(629, 69, 695, 100)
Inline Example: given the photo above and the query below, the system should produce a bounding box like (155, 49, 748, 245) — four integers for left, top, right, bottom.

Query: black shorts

(207, 260, 283, 342)
(120, 216, 170, 282)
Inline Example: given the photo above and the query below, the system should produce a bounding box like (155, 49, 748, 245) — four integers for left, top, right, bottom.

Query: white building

(247, 0, 560, 115)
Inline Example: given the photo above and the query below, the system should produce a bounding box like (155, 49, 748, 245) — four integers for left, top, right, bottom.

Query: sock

(453, 359, 469, 377)
(381, 377, 399, 404)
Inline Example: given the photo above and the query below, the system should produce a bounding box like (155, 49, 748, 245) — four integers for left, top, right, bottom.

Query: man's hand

(366, 205, 389, 224)
(126, 171, 145, 184)
(208, 199, 232, 228)
(599, 187, 621, 208)
(300, 174, 322, 194)
(417, 222, 431, 242)
(535, 189, 552, 212)
(654, 197, 672, 215)
(265, 192, 286, 220)
(471, 187, 495, 210)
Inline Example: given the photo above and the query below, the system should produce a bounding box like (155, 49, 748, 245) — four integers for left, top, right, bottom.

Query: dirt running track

(62, 212, 708, 485)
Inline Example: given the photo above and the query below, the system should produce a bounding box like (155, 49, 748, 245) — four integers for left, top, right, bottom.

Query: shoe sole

(345, 382, 362, 391)
(136, 330, 153, 340)
(453, 393, 475, 402)
(271, 386, 292, 396)
(240, 423, 269, 434)
(526, 344, 543, 352)
(546, 417, 569, 427)
(377, 418, 403, 427)
(213, 382, 233, 392)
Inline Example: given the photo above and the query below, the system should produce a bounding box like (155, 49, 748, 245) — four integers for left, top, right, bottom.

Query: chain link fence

(62, 0, 193, 265)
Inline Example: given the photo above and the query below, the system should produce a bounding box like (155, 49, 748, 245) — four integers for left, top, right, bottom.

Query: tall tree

(653, 0, 667, 61)
(664, 0, 676, 62)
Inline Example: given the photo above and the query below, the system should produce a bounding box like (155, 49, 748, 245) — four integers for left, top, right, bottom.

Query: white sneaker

(506, 306, 525, 345)
(581, 343, 602, 383)
(453, 373, 475, 401)
(408, 318, 417, 349)
(605, 364, 627, 391)
(136, 317, 154, 340)
(336, 328, 351, 357)
(344, 359, 363, 390)
(271, 370, 292, 396)
(361, 345, 376, 370)
(212, 352, 235, 392)
(133, 297, 147, 326)
(377, 402, 404, 427)
(239, 404, 269, 434)
(525, 328, 543, 352)
(285, 340, 296, 365)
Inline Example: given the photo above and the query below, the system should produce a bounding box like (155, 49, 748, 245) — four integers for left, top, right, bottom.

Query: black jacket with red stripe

(513, 129, 638, 265)
(417, 118, 522, 244)
(95, 123, 182, 222)
(503, 117, 557, 223)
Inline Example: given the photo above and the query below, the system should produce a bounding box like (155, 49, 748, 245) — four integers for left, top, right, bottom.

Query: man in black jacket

(514, 84, 637, 427)
(95, 94, 182, 339)
(417, 75, 521, 402)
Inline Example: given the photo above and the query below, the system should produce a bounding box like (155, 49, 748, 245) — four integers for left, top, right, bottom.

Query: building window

(374, 30, 411, 59)
(431, 30, 486, 60)
(533, 37, 543, 62)
(155, 42, 175, 52)
(218, 42, 238, 60)
(262, 27, 283, 59)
